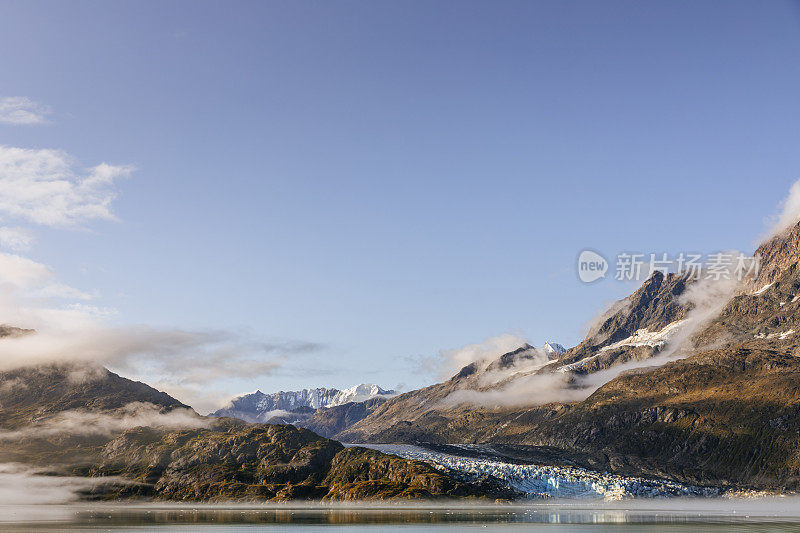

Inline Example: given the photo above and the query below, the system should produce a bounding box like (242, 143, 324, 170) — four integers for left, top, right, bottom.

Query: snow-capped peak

(331, 384, 394, 406)
(543, 341, 566, 356)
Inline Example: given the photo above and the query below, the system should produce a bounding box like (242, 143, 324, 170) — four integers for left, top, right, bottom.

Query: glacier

(355, 444, 719, 500)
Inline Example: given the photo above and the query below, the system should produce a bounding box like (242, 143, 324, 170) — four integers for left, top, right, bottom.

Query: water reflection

(4, 501, 800, 531)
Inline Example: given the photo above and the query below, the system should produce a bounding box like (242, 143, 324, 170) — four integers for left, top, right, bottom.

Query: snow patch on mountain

(752, 282, 774, 295)
(754, 329, 795, 340)
(556, 320, 686, 373)
(599, 320, 686, 352)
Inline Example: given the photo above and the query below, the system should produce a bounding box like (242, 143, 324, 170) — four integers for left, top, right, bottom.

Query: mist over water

(3, 462, 800, 530)
(4, 462, 800, 529)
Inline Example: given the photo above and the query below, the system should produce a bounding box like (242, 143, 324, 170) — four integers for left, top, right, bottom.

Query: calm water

(3, 501, 800, 532)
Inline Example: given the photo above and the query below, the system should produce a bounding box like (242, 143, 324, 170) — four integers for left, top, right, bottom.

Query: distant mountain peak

(543, 341, 566, 355)
(211, 384, 396, 422)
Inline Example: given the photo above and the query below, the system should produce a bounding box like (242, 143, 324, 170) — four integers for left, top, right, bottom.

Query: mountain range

(211, 384, 395, 423)
(4, 212, 800, 499)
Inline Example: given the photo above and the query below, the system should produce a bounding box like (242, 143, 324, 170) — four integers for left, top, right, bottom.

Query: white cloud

(440, 372, 588, 408)
(65, 303, 117, 317)
(763, 178, 800, 241)
(0, 250, 283, 397)
(0, 464, 131, 507)
(475, 346, 554, 388)
(436, 334, 527, 379)
(0, 317, 252, 374)
(0, 145, 133, 227)
(0, 402, 208, 441)
(0, 139, 298, 413)
(0, 226, 35, 251)
(30, 282, 94, 300)
(0, 252, 90, 300)
(0, 285, 308, 410)
(0, 97, 51, 125)
(0, 253, 52, 287)
(152, 382, 234, 415)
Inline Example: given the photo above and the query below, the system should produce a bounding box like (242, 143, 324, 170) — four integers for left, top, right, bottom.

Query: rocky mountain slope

(0, 363, 195, 469)
(94, 420, 516, 501)
(0, 364, 190, 429)
(542, 270, 692, 373)
(331, 220, 800, 492)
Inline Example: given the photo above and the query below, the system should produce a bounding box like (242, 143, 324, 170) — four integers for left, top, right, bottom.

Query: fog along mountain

(0, 364, 516, 501)
(296, 342, 567, 439)
(211, 384, 395, 424)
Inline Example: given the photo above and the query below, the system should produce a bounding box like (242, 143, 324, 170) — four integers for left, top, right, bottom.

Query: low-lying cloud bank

(0, 319, 318, 414)
(0, 318, 299, 384)
(442, 372, 588, 407)
(433, 334, 528, 380)
(0, 402, 208, 441)
(0, 247, 321, 413)
(0, 463, 131, 506)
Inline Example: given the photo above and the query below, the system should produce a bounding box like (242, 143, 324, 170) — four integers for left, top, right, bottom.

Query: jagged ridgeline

(211, 384, 395, 426)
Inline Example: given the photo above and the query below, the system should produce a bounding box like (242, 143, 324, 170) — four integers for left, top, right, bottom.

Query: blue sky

(0, 1, 799, 405)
